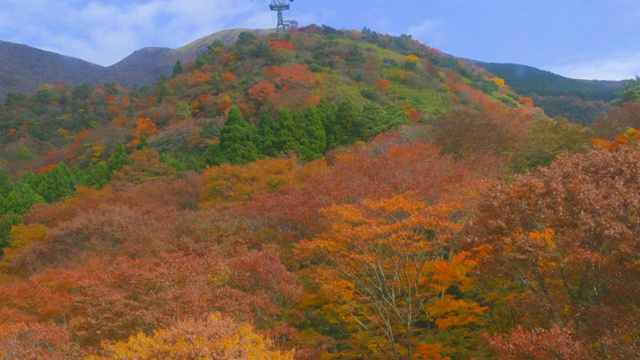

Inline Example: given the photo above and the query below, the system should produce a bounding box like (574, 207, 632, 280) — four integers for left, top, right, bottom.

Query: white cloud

(406, 19, 444, 47)
(548, 52, 640, 81)
(0, 0, 269, 66)
(407, 19, 441, 37)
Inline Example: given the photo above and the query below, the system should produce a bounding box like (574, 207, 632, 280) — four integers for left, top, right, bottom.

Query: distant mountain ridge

(0, 28, 628, 103)
(473, 61, 626, 102)
(0, 29, 270, 100)
(0, 40, 112, 99)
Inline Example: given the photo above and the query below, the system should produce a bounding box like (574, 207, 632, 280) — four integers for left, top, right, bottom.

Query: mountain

(108, 28, 273, 86)
(0, 29, 270, 100)
(0, 40, 112, 100)
(0, 25, 636, 358)
(473, 62, 628, 124)
(474, 61, 626, 101)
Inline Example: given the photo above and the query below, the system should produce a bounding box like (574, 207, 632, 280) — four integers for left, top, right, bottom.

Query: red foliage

(269, 40, 295, 50)
(488, 326, 593, 360)
(65, 129, 91, 160)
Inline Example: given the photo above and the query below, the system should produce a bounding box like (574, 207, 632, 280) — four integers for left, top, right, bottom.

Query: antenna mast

(269, 0, 294, 33)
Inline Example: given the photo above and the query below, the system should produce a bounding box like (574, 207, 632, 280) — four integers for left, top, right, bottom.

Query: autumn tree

(88, 313, 294, 360)
(469, 144, 640, 358)
(297, 195, 488, 359)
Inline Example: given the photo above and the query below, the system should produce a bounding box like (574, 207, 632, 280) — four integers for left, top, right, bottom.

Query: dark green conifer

(300, 106, 327, 161)
(2, 183, 45, 215)
(172, 60, 184, 77)
(209, 106, 262, 165)
(257, 109, 278, 157)
(108, 142, 133, 173)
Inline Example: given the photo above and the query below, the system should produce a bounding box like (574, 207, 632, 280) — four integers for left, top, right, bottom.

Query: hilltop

(0, 29, 269, 100)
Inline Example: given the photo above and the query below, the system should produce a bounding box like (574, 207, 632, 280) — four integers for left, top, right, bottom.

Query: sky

(1, 0, 639, 80)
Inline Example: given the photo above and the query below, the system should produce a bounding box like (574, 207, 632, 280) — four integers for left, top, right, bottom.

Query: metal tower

(270, 0, 293, 33)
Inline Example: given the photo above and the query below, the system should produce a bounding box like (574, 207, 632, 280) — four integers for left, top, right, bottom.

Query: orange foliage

(296, 194, 487, 357)
(131, 117, 159, 146)
(248, 80, 276, 103)
(266, 64, 315, 91)
(65, 129, 92, 159)
(593, 128, 640, 150)
(35, 163, 57, 175)
(269, 40, 295, 50)
(221, 72, 237, 83)
(189, 70, 211, 85)
(376, 78, 391, 93)
(402, 105, 423, 123)
(519, 95, 534, 107)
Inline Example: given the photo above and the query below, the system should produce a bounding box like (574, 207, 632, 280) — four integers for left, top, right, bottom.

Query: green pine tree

(300, 106, 327, 161)
(257, 109, 278, 157)
(0, 170, 14, 199)
(274, 108, 300, 155)
(81, 161, 111, 189)
(209, 106, 262, 165)
(326, 100, 364, 149)
(172, 60, 184, 77)
(34, 162, 75, 203)
(108, 142, 133, 173)
(2, 183, 45, 215)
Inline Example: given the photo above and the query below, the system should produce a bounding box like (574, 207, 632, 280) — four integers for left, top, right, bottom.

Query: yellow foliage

(200, 157, 325, 208)
(91, 144, 107, 164)
(8, 224, 48, 249)
(87, 313, 294, 360)
(487, 76, 506, 88)
(405, 54, 421, 63)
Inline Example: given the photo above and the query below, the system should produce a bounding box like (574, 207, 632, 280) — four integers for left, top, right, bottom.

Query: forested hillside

(476, 62, 627, 125)
(0, 25, 639, 359)
(0, 29, 268, 100)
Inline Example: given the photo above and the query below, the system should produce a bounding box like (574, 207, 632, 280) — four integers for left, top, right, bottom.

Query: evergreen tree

(209, 106, 262, 165)
(34, 162, 75, 203)
(137, 134, 151, 150)
(300, 106, 327, 161)
(172, 60, 184, 77)
(257, 109, 278, 157)
(326, 100, 364, 149)
(0, 170, 14, 199)
(1, 183, 45, 215)
(156, 75, 169, 104)
(160, 153, 186, 171)
(82, 162, 111, 189)
(127, 99, 135, 118)
(108, 142, 133, 173)
(274, 108, 300, 154)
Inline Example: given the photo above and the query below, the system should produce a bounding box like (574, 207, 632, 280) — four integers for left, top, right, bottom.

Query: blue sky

(1, 0, 639, 80)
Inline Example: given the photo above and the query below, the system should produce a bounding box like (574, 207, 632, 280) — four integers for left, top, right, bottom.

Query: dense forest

(0, 25, 639, 359)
